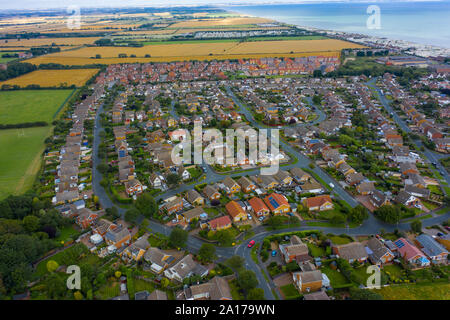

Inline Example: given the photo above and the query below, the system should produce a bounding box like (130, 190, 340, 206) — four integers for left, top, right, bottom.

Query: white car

(247, 214, 252, 220)
(329, 182, 335, 188)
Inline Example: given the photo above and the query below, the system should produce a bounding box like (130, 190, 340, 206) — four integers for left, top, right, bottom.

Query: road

(366, 78, 450, 194)
(91, 84, 449, 300)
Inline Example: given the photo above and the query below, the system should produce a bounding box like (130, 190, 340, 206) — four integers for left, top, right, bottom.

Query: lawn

(306, 242, 326, 257)
(134, 279, 155, 293)
(376, 282, 450, 300)
(382, 264, 404, 279)
(435, 206, 449, 215)
(0, 51, 19, 63)
(0, 89, 73, 125)
(279, 283, 301, 299)
(321, 265, 351, 288)
(0, 126, 53, 200)
(95, 281, 121, 300)
(54, 225, 80, 243)
(329, 235, 353, 245)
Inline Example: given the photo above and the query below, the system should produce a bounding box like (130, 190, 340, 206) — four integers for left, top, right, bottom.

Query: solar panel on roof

(394, 240, 405, 248)
(268, 196, 279, 208)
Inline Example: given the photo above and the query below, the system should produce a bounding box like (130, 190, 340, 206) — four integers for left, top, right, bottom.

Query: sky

(0, 0, 445, 11)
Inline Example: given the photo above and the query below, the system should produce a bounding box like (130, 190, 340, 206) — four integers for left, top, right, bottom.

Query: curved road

(92, 84, 449, 300)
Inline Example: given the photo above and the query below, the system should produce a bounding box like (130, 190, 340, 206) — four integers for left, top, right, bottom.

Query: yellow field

(25, 51, 342, 65)
(25, 39, 363, 66)
(0, 37, 101, 47)
(0, 69, 99, 87)
(169, 17, 275, 28)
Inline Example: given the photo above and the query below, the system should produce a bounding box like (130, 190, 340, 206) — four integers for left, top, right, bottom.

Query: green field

(376, 282, 450, 300)
(0, 126, 52, 200)
(0, 52, 19, 63)
(0, 89, 73, 125)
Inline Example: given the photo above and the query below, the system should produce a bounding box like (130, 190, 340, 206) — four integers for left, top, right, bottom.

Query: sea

(222, 1, 450, 49)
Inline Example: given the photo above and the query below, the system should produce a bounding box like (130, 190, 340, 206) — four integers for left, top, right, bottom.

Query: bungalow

(337, 163, 356, 176)
(290, 167, 311, 183)
(237, 176, 256, 193)
(394, 190, 419, 207)
(273, 170, 293, 185)
(144, 247, 175, 274)
(415, 234, 448, 263)
(222, 177, 241, 195)
(357, 181, 376, 195)
(366, 237, 394, 266)
(405, 173, 426, 189)
(164, 254, 208, 282)
(121, 235, 149, 262)
(404, 185, 430, 199)
(208, 216, 232, 231)
(168, 129, 188, 142)
(279, 236, 310, 263)
(264, 193, 291, 215)
(427, 127, 443, 140)
(186, 189, 204, 206)
(394, 238, 430, 267)
(369, 190, 390, 208)
(148, 289, 168, 300)
(303, 195, 333, 212)
(248, 197, 270, 217)
(203, 185, 221, 201)
(76, 208, 98, 229)
(252, 175, 279, 190)
(399, 163, 419, 176)
(149, 173, 164, 188)
(225, 200, 247, 222)
(177, 207, 207, 224)
(346, 172, 366, 186)
(181, 276, 232, 301)
(333, 242, 368, 263)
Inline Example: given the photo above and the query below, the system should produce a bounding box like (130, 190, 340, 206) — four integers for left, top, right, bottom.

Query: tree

(374, 205, 402, 224)
(124, 208, 140, 224)
(115, 271, 122, 278)
(105, 207, 120, 219)
(215, 229, 235, 246)
(169, 227, 188, 248)
(22, 215, 40, 233)
(97, 163, 108, 174)
(266, 215, 285, 228)
(46, 260, 59, 273)
(247, 288, 265, 300)
(411, 220, 422, 233)
(198, 243, 216, 262)
(312, 94, 322, 105)
(161, 277, 169, 288)
(226, 255, 244, 270)
(135, 193, 157, 218)
(74, 291, 84, 300)
(237, 270, 258, 292)
(347, 205, 368, 224)
(166, 173, 181, 187)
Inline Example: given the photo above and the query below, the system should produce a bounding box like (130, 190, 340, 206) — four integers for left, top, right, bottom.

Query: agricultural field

(0, 89, 74, 124)
(0, 37, 101, 47)
(0, 69, 99, 87)
(168, 17, 275, 28)
(375, 282, 450, 300)
(0, 126, 53, 200)
(26, 39, 361, 65)
(0, 51, 19, 63)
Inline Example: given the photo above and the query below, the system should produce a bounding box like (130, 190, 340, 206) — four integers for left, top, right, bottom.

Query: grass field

(0, 51, 19, 63)
(375, 282, 450, 300)
(0, 37, 101, 47)
(1, 69, 99, 87)
(0, 126, 52, 200)
(0, 89, 73, 124)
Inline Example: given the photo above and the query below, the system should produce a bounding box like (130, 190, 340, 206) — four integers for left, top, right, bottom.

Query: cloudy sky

(1, 0, 438, 11)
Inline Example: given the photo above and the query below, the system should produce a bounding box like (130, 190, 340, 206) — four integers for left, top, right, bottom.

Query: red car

(248, 240, 256, 248)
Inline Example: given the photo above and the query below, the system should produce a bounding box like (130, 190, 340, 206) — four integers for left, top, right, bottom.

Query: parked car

(329, 182, 335, 188)
(247, 214, 252, 220)
(258, 216, 265, 222)
(271, 250, 277, 257)
(248, 240, 256, 248)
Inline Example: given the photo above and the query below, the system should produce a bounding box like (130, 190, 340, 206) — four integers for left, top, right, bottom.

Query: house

(404, 185, 430, 199)
(415, 234, 448, 263)
(186, 189, 204, 206)
(222, 177, 241, 195)
(333, 242, 368, 263)
(208, 216, 232, 231)
(252, 175, 279, 190)
(168, 129, 188, 141)
(181, 276, 232, 300)
(160, 196, 184, 214)
(203, 185, 221, 200)
(164, 254, 209, 282)
(394, 238, 430, 267)
(149, 173, 164, 188)
(337, 163, 356, 176)
(369, 190, 390, 208)
(399, 163, 419, 176)
(177, 207, 207, 224)
(290, 167, 311, 183)
(393, 190, 419, 207)
(225, 200, 247, 222)
(264, 193, 291, 215)
(124, 179, 143, 196)
(357, 181, 375, 195)
(405, 173, 426, 189)
(427, 127, 443, 140)
(121, 234, 149, 262)
(148, 289, 168, 300)
(366, 237, 394, 266)
(248, 197, 270, 217)
(144, 247, 175, 274)
(105, 226, 131, 249)
(178, 165, 191, 181)
(298, 179, 324, 194)
(437, 234, 450, 251)
(273, 170, 293, 185)
(303, 291, 330, 300)
(237, 176, 256, 193)
(346, 172, 366, 186)
(279, 236, 310, 263)
(303, 195, 333, 212)
(76, 208, 98, 229)
(292, 270, 323, 293)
